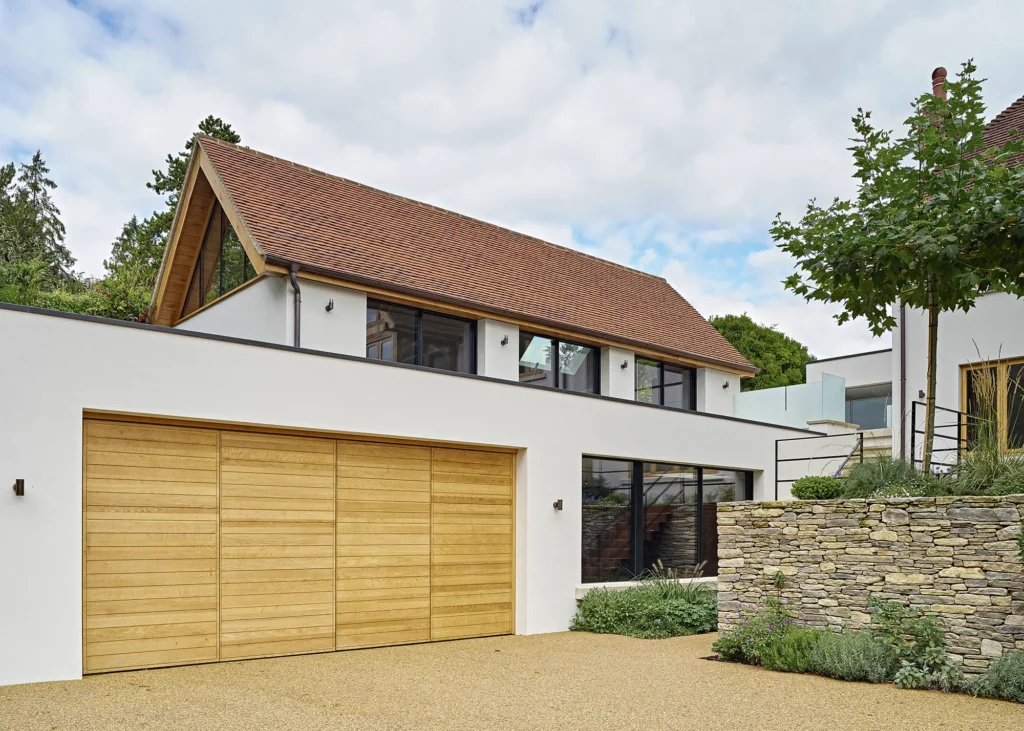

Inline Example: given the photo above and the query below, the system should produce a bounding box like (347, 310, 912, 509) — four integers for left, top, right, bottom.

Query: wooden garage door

(83, 420, 219, 673)
(335, 441, 432, 649)
(84, 418, 513, 672)
(431, 448, 514, 640)
(218, 432, 336, 660)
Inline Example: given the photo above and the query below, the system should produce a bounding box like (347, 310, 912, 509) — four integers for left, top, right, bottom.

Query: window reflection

(582, 458, 633, 583)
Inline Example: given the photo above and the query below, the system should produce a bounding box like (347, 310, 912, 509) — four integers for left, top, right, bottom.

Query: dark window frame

(366, 297, 477, 375)
(583, 456, 752, 581)
(518, 331, 601, 395)
(635, 358, 697, 410)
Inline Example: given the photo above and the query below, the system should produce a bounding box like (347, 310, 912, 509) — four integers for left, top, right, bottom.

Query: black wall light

(325, 299, 334, 312)
(12, 479, 25, 497)
(552, 499, 563, 510)
(620, 360, 628, 370)
(500, 335, 509, 346)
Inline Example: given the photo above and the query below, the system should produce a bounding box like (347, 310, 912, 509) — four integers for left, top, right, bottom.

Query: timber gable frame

(150, 137, 757, 377)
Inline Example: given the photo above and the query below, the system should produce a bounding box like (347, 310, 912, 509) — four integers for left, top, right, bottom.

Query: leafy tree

(772, 60, 1024, 472)
(105, 116, 241, 285)
(0, 151, 74, 285)
(710, 313, 813, 391)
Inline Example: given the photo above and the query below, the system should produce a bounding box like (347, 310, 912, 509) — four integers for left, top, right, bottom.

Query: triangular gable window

(181, 201, 256, 318)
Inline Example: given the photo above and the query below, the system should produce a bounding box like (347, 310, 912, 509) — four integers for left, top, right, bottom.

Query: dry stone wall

(717, 496, 1024, 673)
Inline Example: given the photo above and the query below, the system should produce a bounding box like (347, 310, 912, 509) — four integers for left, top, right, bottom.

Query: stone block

(947, 507, 1019, 523)
(980, 639, 1004, 658)
(938, 567, 986, 580)
(881, 509, 910, 525)
(870, 530, 899, 542)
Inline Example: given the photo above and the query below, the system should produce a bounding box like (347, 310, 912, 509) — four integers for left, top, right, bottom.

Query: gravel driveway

(2, 632, 1020, 730)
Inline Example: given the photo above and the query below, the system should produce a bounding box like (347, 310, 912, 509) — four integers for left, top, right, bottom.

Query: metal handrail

(909, 400, 990, 471)
(775, 431, 865, 499)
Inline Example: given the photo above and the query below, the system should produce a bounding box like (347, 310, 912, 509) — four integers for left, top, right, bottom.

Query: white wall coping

(575, 576, 717, 601)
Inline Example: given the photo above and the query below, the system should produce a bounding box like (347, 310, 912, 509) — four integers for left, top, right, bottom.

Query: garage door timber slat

(335, 439, 433, 650)
(217, 433, 336, 661)
(84, 419, 513, 674)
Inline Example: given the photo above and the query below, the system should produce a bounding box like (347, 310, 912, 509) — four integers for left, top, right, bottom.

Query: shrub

(808, 631, 899, 683)
(869, 597, 963, 691)
(712, 598, 793, 664)
(970, 651, 1024, 703)
(791, 476, 843, 500)
(988, 458, 1024, 496)
(841, 458, 919, 498)
(760, 627, 824, 673)
(570, 567, 717, 640)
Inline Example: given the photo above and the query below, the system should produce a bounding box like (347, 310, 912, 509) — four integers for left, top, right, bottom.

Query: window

(635, 358, 695, 410)
(518, 332, 599, 394)
(181, 201, 256, 318)
(366, 299, 475, 374)
(963, 359, 1024, 452)
(844, 384, 892, 431)
(581, 457, 752, 582)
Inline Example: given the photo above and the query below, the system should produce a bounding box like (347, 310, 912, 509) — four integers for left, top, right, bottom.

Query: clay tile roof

(197, 136, 754, 372)
(983, 94, 1024, 167)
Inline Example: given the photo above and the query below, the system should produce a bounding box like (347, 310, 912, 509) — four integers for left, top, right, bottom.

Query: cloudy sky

(2, 1, 1023, 357)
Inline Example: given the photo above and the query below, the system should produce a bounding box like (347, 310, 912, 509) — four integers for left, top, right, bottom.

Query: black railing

(909, 400, 984, 472)
(775, 432, 864, 499)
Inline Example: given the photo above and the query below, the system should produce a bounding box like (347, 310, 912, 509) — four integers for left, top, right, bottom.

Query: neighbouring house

(0, 135, 815, 686)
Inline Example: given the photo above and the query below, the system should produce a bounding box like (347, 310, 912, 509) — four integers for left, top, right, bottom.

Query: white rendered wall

(0, 306, 807, 686)
(806, 349, 892, 389)
(477, 319, 519, 380)
(697, 367, 738, 416)
(600, 346, 635, 399)
(298, 280, 367, 356)
(892, 292, 1024, 461)
(174, 276, 287, 344)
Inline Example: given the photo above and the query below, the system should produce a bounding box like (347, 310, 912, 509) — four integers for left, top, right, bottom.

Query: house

(0, 136, 812, 686)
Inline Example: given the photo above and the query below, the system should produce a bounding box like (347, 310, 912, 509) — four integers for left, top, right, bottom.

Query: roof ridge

(195, 134, 667, 283)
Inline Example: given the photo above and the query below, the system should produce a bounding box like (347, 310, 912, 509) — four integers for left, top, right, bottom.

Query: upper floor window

(635, 358, 695, 410)
(181, 201, 257, 318)
(518, 332, 599, 394)
(366, 299, 475, 374)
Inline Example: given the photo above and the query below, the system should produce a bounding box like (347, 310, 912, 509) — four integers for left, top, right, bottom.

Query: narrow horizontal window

(519, 332, 599, 394)
(635, 358, 695, 410)
(366, 299, 475, 375)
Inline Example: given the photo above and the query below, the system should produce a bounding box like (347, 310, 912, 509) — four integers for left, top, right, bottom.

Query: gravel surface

(2, 632, 1021, 730)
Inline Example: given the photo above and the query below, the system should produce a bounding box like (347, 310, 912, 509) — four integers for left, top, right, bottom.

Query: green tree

(0, 151, 74, 285)
(105, 116, 241, 284)
(772, 60, 1024, 472)
(710, 313, 813, 391)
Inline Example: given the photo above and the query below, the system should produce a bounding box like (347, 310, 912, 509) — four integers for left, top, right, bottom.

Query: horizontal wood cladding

(83, 418, 514, 674)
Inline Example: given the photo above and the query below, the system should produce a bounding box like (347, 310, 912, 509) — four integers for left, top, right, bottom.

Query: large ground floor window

(962, 358, 1024, 453)
(581, 457, 752, 583)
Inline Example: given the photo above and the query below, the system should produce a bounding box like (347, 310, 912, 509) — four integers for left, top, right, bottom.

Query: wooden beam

(197, 148, 265, 277)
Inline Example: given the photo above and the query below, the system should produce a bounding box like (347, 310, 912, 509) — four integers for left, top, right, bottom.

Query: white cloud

(1, 0, 1021, 358)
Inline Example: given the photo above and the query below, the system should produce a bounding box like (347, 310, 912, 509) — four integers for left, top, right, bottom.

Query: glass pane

(845, 396, 890, 430)
(641, 462, 699, 577)
(582, 458, 633, 583)
(701, 469, 747, 578)
(180, 202, 255, 318)
(635, 358, 660, 404)
(422, 313, 474, 374)
(1008, 364, 1024, 450)
(966, 366, 998, 450)
(559, 341, 597, 393)
(366, 299, 417, 365)
(519, 333, 555, 387)
(663, 364, 692, 410)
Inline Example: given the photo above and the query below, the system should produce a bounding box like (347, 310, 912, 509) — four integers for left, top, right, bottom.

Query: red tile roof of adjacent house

(196, 136, 755, 372)
(983, 94, 1024, 166)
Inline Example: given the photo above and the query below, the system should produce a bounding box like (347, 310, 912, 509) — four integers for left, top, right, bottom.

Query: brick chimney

(931, 67, 947, 99)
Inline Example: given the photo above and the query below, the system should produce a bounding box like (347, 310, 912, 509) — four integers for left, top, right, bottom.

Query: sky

(2, 1, 1024, 358)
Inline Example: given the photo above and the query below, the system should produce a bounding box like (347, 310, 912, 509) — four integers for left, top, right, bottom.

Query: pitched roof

(195, 136, 754, 372)
(983, 94, 1024, 167)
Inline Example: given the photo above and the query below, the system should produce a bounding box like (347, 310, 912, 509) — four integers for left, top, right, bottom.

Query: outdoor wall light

(722, 381, 730, 389)
(325, 299, 334, 312)
(12, 479, 24, 497)
(501, 335, 509, 346)
(918, 389, 926, 398)
(620, 360, 628, 370)
(552, 499, 563, 511)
